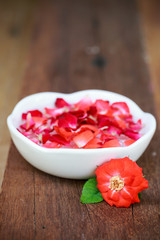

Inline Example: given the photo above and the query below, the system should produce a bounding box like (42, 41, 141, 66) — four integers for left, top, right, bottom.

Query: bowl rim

(7, 89, 156, 154)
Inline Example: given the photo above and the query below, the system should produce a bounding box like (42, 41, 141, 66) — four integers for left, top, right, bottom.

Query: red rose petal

(110, 196, 132, 208)
(22, 110, 43, 120)
(54, 126, 75, 141)
(96, 180, 110, 193)
(85, 116, 97, 125)
(115, 119, 127, 130)
(102, 139, 121, 148)
(20, 113, 35, 130)
(87, 106, 97, 116)
(42, 142, 62, 148)
(100, 132, 117, 142)
(42, 132, 50, 144)
(96, 159, 124, 178)
(73, 130, 94, 148)
(107, 189, 119, 202)
(120, 187, 134, 201)
(32, 117, 47, 127)
(49, 134, 70, 146)
(58, 113, 77, 129)
(55, 98, 70, 108)
(76, 124, 98, 133)
(84, 137, 101, 149)
(124, 139, 136, 146)
(70, 110, 87, 120)
(97, 115, 111, 128)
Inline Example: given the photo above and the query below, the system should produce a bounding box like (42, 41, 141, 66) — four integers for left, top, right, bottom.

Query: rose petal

(49, 134, 70, 145)
(111, 102, 130, 115)
(106, 126, 122, 135)
(58, 113, 77, 129)
(102, 139, 121, 148)
(124, 130, 141, 140)
(45, 107, 69, 118)
(54, 126, 75, 141)
(32, 117, 47, 128)
(100, 132, 117, 142)
(42, 132, 50, 144)
(97, 115, 111, 128)
(76, 124, 98, 133)
(124, 139, 136, 146)
(22, 110, 43, 120)
(70, 110, 87, 120)
(94, 99, 110, 114)
(129, 119, 142, 131)
(87, 106, 97, 116)
(84, 137, 101, 149)
(107, 189, 120, 202)
(73, 130, 94, 148)
(20, 113, 35, 130)
(74, 97, 93, 111)
(55, 98, 70, 108)
(42, 141, 62, 148)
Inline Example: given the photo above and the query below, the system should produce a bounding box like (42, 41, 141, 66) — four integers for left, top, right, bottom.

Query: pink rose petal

(111, 102, 130, 115)
(73, 130, 94, 148)
(74, 97, 93, 111)
(94, 99, 110, 114)
(45, 107, 69, 118)
(124, 130, 141, 140)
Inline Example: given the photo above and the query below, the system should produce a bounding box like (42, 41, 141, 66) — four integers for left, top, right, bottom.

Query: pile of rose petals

(18, 97, 143, 149)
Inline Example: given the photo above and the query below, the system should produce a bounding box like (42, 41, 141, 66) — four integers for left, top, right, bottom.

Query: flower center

(109, 176, 124, 191)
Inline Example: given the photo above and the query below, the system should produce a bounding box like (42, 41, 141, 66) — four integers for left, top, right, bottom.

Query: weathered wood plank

(0, 0, 37, 191)
(0, 143, 36, 240)
(0, 0, 159, 239)
(138, 0, 160, 123)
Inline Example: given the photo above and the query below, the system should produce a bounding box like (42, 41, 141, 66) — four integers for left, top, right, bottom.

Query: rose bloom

(95, 157, 148, 207)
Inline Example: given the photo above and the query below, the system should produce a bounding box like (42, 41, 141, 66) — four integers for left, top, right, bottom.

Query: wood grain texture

(0, 0, 36, 191)
(0, 0, 160, 239)
(138, 0, 160, 123)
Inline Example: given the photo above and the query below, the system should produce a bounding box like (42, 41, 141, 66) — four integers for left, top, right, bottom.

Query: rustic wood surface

(0, 0, 160, 239)
(0, 0, 36, 191)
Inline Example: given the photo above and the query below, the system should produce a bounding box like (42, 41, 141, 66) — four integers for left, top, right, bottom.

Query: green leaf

(80, 177, 103, 204)
(138, 192, 141, 200)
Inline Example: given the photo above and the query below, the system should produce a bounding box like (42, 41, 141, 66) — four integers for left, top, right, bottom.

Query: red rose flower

(95, 157, 148, 207)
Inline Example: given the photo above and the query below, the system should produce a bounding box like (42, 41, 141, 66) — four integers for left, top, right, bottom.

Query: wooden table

(0, 0, 160, 239)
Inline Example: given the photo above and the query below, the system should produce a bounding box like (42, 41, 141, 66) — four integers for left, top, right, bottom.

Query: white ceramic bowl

(7, 90, 156, 179)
